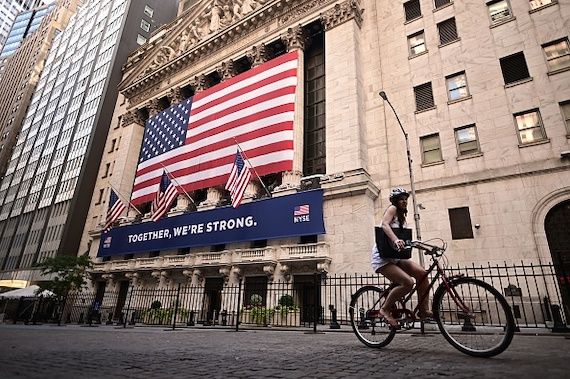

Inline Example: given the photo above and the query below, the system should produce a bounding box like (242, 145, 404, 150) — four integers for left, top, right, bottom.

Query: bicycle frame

(392, 250, 471, 322)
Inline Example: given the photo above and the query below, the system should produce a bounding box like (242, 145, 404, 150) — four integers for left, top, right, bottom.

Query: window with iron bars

(500, 52, 531, 85)
(437, 18, 459, 45)
(414, 82, 435, 111)
(404, 0, 421, 22)
(435, 0, 452, 9)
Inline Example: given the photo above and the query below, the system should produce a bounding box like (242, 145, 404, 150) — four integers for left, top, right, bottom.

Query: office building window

(446, 71, 469, 101)
(435, 0, 452, 8)
(404, 0, 422, 21)
(529, 0, 553, 10)
(487, 0, 513, 24)
(136, 34, 147, 45)
(144, 5, 154, 17)
(500, 52, 531, 85)
(420, 133, 443, 164)
(543, 38, 570, 72)
(455, 125, 480, 156)
(140, 19, 151, 32)
(448, 207, 474, 240)
(408, 31, 427, 56)
(514, 110, 547, 144)
(438, 18, 459, 45)
(414, 82, 435, 111)
(560, 101, 570, 134)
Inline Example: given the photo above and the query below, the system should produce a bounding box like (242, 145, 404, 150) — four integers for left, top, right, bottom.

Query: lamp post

(379, 91, 424, 267)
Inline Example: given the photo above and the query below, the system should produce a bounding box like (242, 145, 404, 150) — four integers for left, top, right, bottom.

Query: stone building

(83, 0, 570, 321)
(0, 0, 178, 288)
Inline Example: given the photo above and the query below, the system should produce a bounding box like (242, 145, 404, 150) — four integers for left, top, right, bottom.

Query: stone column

(277, 24, 308, 192)
(246, 43, 269, 69)
(216, 59, 236, 82)
(321, 0, 366, 173)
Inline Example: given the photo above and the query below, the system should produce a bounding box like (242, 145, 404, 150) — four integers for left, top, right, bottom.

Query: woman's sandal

(378, 308, 400, 329)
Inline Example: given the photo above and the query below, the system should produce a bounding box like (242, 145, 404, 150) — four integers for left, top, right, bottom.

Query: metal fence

(2, 262, 569, 332)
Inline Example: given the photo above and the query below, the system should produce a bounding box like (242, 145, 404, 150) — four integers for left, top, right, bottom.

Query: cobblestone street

(0, 324, 568, 378)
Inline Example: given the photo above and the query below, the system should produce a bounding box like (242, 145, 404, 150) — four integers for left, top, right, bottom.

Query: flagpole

(159, 164, 196, 206)
(232, 138, 272, 198)
(109, 183, 142, 215)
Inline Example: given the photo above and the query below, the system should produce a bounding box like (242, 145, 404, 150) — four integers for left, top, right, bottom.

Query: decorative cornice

(120, 0, 353, 102)
(321, 0, 363, 31)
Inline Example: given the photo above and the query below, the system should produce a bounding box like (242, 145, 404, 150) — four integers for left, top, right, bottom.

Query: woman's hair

(395, 203, 407, 225)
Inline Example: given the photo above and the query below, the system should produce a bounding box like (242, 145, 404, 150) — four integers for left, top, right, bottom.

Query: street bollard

(329, 305, 340, 329)
(550, 304, 570, 333)
(221, 309, 228, 326)
(187, 310, 195, 326)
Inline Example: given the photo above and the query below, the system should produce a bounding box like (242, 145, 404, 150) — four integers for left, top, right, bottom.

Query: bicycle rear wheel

(433, 277, 515, 357)
(349, 286, 396, 348)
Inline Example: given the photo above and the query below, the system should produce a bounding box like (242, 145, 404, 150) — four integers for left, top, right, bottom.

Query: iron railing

(2, 262, 568, 332)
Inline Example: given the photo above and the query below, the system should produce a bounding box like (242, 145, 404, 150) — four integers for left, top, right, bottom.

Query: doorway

(114, 281, 129, 322)
(202, 277, 224, 324)
(293, 274, 321, 326)
(545, 199, 570, 321)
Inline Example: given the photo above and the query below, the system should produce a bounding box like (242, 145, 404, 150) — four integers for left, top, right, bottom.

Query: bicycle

(349, 239, 516, 358)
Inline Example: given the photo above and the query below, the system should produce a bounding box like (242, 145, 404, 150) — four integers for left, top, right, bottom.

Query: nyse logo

(293, 204, 310, 223)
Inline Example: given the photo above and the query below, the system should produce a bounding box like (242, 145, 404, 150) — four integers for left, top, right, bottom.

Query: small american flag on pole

(104, 189, 126, 232)
(131, 51, 298, 205)
(225, 150, 251, 208)
(151, 171, 179, 221)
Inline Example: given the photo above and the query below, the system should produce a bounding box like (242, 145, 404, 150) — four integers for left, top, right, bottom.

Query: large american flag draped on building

(104, 189, 126, 232)
(131, 51, 299, 205)
(225, 150, 252, 208)
(151, 171, 179, 221)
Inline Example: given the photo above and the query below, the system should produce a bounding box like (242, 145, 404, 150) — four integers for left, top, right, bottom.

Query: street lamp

(379, 91, 424, 267)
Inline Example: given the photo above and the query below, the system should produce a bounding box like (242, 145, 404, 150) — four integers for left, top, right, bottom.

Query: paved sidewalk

(0, 324, 568, 378)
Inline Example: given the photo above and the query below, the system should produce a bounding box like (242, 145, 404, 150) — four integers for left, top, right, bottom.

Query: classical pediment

(119, 0, 272, 91)
(119, 0, 363, 102)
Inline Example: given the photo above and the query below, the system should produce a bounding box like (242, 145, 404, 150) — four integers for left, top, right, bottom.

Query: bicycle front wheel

(349, 286, 396, 348)
(433, 277, 515, 357)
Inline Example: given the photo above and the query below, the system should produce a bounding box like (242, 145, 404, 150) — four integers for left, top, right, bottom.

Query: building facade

(81, 0, 569, 319)
(0, 2, 56, 72)
(0, 0, 177, 287)
(0, 0, 81, 180)
(0, 0, 44, 50)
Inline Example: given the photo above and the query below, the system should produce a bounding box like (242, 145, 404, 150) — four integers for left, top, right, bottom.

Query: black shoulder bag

(375, 219, 412, 259)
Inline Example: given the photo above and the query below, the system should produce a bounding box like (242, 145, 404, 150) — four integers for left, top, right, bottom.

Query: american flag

(151, 171, 179, 221)
(104, 189, 126, 232)
(131, 51, 298, 205)
(225, 150, 252, 208)
(294, 204, 310, 216)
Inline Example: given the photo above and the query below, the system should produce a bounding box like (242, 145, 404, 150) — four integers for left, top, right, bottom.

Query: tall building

(0, 2, 56, 71)
(81, 0, 570, 321)
(0, 0, 81, 179)
(0, 0, 44, 49)
(0, 0, 177, 287)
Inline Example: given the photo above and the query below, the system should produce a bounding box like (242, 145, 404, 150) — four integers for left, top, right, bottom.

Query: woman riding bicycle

(371, 187, 432, 327)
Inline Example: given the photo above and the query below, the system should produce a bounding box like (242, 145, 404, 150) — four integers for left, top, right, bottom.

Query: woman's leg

(397, 260, 431, 317)
(378, 263, 415, 326)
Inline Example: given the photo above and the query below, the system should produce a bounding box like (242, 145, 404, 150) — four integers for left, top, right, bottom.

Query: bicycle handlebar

(404, 240, 447, 256)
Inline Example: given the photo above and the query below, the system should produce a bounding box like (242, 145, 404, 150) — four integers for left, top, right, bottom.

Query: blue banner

(98, 190, 325, 257)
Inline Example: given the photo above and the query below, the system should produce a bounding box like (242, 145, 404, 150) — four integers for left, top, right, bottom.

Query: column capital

(280, 24, 309, 52)
(216, 59, 237, 82)
(121, 109, 145, 127)
(321, 0, 363, 31)
(192, 74, 207, 92)
(146, 98, 161, 117)
(246, 43, 269, 68)
(167, 87, 185, 104)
